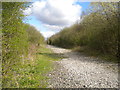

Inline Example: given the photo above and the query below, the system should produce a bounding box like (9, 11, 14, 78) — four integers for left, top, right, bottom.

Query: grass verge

(4, 45, 61, 88)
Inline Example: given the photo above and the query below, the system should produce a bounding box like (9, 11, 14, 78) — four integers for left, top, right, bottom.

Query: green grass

(3, 45, 61, 88)
(19, 45, 61, 88)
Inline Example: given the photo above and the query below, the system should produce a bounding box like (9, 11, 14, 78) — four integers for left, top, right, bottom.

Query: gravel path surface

(46, 45, 119, 88)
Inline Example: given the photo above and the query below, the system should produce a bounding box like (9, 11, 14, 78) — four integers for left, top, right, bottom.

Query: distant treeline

(2, 2, 44, 87)
(48, 2, 119, 61)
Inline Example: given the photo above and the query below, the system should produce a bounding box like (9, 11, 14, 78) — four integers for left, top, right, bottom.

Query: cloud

(43, 24, 64, 31)
(41, 30, 56, 38)
(32, 0, 81, 25)
(24, 0, 82, 38)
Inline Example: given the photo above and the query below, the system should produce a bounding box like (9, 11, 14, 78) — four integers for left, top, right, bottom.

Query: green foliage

(25, 24, 44, 45)
(2, 2, 45, 87)
(3, 45, 60, 88)
(48, 24, 81, 48)
(2, 3, 29, 87)
(48, 2, 119, 61)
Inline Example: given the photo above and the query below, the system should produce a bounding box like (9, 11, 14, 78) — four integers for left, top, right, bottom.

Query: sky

(23, 0, 90, 39)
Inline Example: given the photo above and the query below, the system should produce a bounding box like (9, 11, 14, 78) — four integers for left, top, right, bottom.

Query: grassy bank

(72, 46, 118, 63)
(3, 45, 61, 88)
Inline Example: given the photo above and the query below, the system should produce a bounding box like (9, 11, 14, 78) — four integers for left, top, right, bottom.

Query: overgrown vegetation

(25, 24, 44, 45)
(2, 2, 49, 88)
(4, 45, 60, 88)
(2, 2, 119, 88)
(2, 2, 28, 87)
(48, 2, 119, 62)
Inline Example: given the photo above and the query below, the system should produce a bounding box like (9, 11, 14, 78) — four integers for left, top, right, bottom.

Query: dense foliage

(48, 2, 119, 61)
(25, 24, 44, 45)
(2, 2, 44, 87)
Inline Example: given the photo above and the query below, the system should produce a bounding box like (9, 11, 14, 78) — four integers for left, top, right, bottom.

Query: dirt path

(46, 45, 118, 88)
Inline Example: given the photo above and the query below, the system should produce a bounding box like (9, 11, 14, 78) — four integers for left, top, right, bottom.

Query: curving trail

(46, 45, 118, 88)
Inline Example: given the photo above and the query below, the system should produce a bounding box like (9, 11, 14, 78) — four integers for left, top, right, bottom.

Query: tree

(2, 2, 29, 87)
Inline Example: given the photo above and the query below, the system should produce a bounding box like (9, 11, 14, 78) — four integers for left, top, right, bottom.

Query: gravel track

(46, 45, 119, 88)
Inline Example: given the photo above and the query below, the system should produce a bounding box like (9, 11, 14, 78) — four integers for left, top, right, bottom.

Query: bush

(48, 2, 119, 60)
(2, 2, 45, 87)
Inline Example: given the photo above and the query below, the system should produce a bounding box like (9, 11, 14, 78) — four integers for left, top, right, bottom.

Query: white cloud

(24, 0, 82, 38)
(43, 24, 64, 31)
(31, 0, 81, 26)
(41, 30, 56, 38)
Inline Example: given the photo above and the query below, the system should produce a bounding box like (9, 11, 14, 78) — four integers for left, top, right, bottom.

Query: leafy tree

(25, 24, 44, 45)
(48, 2, 119, 61)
